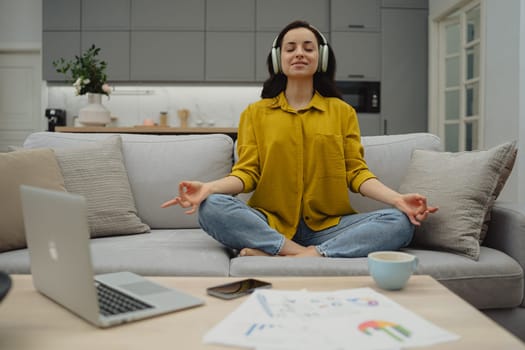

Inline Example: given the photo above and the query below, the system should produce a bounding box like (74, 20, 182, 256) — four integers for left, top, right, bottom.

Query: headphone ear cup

(319, 44, 329, 72)
(271, 47, 281, 74)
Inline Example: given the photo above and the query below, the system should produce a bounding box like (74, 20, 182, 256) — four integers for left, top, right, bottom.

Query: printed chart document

(203, 287, 459, 350)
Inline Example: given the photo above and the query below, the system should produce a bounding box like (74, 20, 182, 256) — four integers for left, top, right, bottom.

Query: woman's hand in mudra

(161, 181, 209, 214)
(394, 193, 438, 226)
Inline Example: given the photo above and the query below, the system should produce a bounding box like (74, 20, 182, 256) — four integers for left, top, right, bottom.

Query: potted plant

(53, 45, 112, 126)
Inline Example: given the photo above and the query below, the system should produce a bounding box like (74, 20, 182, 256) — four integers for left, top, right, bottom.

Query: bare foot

(288, 246, 322, 258)
(239, 248, 271, 257)
(239, 246, 322, 258)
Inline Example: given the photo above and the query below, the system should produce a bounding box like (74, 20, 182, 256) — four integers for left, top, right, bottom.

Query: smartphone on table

(206, 278, 272, 300)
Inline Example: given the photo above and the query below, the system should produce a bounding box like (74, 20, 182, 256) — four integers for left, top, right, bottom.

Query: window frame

(430, 0, 484, 152)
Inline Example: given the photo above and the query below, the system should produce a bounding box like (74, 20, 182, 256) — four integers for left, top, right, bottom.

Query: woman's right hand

(161, 176, 244, 214)
(161, 181, 211, 214)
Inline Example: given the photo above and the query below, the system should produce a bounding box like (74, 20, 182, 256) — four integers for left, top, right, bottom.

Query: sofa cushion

(23, 132, 234, 229)
(113, 134, 234, 229)
(88, 229, 232, 276)
(51, 135, 149, 237)
(0, 149, 66, 252)
(398, 141, 517, 260)
(228, 246, 523, 309)
(403, 247, 524, 310)
(0, 229, 233, 276)
(349, 133, 442, 213)
(230, 256, 369, 277)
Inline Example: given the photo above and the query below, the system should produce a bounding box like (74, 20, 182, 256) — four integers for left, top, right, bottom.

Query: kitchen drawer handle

(348, 24, 365, 29)
(347, 74, 365, 79)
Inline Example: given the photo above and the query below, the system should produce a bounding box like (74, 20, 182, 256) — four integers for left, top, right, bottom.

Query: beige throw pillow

(0, 148, 66, 252)
(53, 135, 150, 237)
(398, 141, 517, 260)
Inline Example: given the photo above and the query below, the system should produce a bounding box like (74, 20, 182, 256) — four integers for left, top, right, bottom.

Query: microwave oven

(336, 81, 380, 113)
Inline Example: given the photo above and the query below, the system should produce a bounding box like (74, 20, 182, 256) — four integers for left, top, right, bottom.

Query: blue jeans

(198, 194, 414, 258)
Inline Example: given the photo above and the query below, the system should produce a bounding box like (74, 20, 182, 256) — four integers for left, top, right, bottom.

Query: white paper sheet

(203, 287, 459, 350)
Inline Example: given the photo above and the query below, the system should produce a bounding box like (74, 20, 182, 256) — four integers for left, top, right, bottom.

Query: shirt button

(305, 216, 310, 220)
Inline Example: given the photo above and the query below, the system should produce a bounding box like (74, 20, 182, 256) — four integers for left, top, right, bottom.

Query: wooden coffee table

(0, 275, 523, 349)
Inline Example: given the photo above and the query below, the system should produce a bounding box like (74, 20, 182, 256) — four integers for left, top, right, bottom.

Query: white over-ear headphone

(271, 25, 329, 74)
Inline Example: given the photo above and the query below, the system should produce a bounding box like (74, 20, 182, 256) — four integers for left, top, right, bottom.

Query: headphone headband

(271, 25, 329, 74)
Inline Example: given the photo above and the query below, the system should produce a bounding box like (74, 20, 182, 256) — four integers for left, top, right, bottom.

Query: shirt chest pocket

(312, 134, 346, 178)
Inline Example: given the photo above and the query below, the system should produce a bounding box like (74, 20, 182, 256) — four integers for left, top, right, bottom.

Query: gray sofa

(1, 131, 523, 341)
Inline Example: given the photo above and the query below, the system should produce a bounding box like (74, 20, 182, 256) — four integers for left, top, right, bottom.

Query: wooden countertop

(55, 126, 238, 135)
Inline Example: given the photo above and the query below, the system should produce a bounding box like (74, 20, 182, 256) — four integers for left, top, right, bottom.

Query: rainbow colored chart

(359, 320, 411, 342)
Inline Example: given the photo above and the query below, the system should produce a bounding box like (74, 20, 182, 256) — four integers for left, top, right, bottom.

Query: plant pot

(78, 93, 111, 126)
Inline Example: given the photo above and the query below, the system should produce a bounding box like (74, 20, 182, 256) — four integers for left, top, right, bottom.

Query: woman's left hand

(393, 193, 438, 226)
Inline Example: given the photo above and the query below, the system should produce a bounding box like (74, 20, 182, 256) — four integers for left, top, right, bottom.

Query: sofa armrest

(484, 202, 525, 301)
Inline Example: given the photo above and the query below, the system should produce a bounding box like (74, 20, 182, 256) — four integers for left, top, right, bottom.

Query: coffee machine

(45, 108, 66, 131)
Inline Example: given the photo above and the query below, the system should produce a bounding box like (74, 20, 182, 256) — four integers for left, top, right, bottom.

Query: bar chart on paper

(203, 287, 460, 350)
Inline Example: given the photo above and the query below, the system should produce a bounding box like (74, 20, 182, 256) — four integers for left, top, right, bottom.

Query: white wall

(0, 0, 41, 49)
(429, 0, 525, 203)
(0, 0, 44, 150)
(483, 0, 523, 202)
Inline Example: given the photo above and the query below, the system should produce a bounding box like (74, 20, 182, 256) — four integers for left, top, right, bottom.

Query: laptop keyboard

(95, 282, 153, 316)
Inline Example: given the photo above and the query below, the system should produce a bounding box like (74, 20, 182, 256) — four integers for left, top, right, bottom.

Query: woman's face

(280, 27, 319, 79)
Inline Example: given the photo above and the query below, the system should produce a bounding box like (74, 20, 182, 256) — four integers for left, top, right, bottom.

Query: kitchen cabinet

(330, 0, 381, 82)
(255, 31, 278, 81)
(331, 32, 381, 81)
(206, 0, 255, 31)
(82, 0, 130, 30)
(130, 32, 204, 81)
(130, 0, 205, 30)
(44, 0, 131, 81)
(206, 32, 255, 81)
(130, 0, 205, 81)
(381, 7, 428, 134)
(381, 0, 428, 9)
(331, 0, 381, 32)
(42, 32, 80, 81)
(41, 0, 368, 83)
(80, 0, 131, 81)
(43, 0, 81, 80)
(256, 0, 329, 32)
(205, 0, 255, 81)
(42, 0, 427, 102)
(43, 0, 80, 31)
(358, 113, 382, 136)
(82, 32, 130, 81)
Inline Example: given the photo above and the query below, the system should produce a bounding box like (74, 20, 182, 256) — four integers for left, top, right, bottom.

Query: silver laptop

(20, 185, 204, 328)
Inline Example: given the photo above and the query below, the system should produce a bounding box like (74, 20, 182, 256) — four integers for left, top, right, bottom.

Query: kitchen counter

(55, 126, 238, 140)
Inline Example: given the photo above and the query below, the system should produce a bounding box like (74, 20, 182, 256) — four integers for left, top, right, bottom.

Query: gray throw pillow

(54, 135, 150, 237)
(398, 141, 517, 260)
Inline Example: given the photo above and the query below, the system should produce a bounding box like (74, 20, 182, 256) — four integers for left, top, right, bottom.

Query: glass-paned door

(438, 2, 482, 152)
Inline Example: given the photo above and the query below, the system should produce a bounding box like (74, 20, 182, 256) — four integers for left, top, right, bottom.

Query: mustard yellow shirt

(230, 91, 376, 239)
